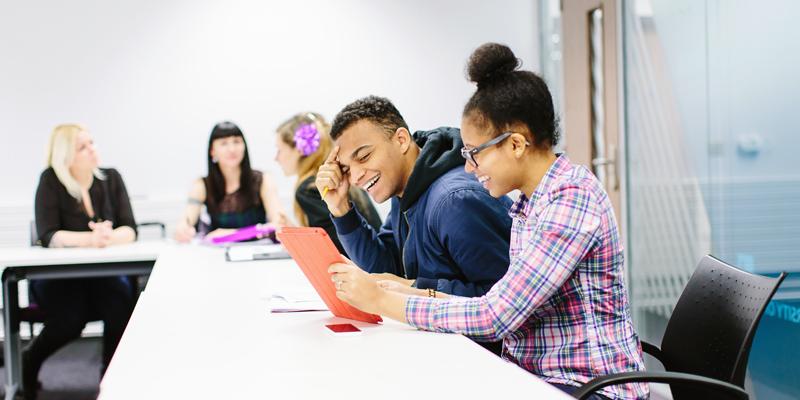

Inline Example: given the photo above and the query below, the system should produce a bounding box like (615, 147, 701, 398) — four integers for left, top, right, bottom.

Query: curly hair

(463, 43, 559, 150)
(330, 95, 409, 140)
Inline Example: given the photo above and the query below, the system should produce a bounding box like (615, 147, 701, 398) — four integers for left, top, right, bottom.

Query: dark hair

(463, 43, 559, 150)
(330, 95, 409, 140)
(205, 121, 258, 213)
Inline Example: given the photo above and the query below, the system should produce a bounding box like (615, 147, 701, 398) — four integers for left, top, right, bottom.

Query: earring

(212, 157, 219, 163)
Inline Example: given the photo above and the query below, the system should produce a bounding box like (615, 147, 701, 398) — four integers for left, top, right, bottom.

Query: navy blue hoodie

(332, 127, 512, 297)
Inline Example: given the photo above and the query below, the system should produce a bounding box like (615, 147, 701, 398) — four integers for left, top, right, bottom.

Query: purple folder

(209, 224, 276, 244)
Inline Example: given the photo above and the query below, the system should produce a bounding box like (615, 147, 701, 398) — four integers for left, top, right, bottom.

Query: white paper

(226, 244, 290, 261)
(267, 292, 328, 313)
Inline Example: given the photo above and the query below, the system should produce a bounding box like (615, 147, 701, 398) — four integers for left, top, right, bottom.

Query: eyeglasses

(460, 132, 514, 168)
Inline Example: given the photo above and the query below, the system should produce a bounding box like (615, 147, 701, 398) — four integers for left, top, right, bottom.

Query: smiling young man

(315, 95, 513, 300)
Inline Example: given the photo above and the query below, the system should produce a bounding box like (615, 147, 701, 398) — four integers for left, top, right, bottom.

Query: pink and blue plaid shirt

(406, 155, 648, 399)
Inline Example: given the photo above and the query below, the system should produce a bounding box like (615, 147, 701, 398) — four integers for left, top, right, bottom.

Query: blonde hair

(276, 112, 333, 226)
(47, 123, 104, 201)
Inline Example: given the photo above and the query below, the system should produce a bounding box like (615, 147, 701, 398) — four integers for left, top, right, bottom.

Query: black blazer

(34, 167, 137, 247)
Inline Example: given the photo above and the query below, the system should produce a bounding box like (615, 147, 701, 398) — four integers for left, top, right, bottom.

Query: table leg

(3, 274, 21, 400)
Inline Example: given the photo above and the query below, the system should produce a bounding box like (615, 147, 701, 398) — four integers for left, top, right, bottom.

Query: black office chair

(573, 255, 786, 400)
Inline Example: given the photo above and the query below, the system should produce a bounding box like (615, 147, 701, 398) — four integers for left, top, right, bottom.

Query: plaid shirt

(405, 155, 648, 399)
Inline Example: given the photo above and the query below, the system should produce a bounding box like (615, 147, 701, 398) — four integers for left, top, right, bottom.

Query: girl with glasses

(328, 43, 648, 400)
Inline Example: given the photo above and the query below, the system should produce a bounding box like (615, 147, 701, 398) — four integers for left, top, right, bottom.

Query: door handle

(591, 145, 619, 190)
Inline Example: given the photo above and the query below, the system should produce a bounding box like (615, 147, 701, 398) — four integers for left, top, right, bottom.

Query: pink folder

(209, 224, 276, 245)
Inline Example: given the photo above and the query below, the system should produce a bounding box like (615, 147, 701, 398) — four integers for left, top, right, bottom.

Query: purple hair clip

(294, 123, 321, 156)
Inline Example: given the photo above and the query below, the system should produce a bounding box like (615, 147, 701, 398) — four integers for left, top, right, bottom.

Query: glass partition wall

(623, 1, 800, 398)
(543, 1, 800, 398)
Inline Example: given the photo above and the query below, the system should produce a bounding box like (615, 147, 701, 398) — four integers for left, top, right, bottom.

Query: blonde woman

(274, 112, 381, 254)
(27, 124, 136, 399)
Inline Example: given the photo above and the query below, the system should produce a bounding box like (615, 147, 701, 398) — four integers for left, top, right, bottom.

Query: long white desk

(0, 241, 167, 400)
(99, 246, 570, 399)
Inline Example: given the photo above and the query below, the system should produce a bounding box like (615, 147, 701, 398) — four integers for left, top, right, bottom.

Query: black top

(203, 170, 267, 230)
(295, 175, 381, 255)
(34, 167, 137, 247)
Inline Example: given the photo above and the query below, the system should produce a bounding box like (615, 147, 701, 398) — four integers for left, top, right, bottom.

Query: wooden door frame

(561, 0, 624, 229)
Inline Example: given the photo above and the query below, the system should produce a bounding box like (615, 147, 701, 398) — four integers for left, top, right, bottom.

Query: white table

(98, 246, 570, 399)
(0, 241, 168, 400)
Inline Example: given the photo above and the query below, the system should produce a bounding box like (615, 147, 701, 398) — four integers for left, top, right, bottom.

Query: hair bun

(466, 43, 520, 88)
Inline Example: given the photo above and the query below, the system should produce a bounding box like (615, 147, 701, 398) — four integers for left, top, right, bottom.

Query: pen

(321, 187, 330, 198)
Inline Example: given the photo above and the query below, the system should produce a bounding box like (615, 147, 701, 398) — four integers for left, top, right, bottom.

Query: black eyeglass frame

(460, 131, 516, 168)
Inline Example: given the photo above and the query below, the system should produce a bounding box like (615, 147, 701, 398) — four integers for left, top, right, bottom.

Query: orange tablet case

(276, 227, 383, 324)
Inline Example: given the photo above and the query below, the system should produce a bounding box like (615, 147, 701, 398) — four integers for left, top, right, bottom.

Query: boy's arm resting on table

(333, 205, 402, 275)
(414, 189, 511, 297)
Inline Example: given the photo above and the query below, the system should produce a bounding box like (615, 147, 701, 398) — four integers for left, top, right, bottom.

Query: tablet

(276, 227, 382, 324)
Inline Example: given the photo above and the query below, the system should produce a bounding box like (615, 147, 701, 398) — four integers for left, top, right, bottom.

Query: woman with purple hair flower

(275, 112, 381, 255)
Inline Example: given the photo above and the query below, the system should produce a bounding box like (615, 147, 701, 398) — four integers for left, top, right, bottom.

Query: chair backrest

(30, 220, 40, 246)
(660, 255, 786, 398)
(136, 221, 167, 240)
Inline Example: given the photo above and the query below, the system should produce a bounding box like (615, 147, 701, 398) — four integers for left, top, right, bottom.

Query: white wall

(0, 0, 539, 244)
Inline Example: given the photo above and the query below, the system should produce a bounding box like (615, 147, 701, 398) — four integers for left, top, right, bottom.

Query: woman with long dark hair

(175, 121, 284, 242)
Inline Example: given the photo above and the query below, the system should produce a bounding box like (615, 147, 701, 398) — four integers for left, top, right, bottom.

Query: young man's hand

(315, 146, 352, 217)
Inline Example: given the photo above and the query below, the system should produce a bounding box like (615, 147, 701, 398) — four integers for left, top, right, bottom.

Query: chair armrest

(640, 340, 665, 364)
(136, 221, 166, 238)
(572, 371, 748, 400)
